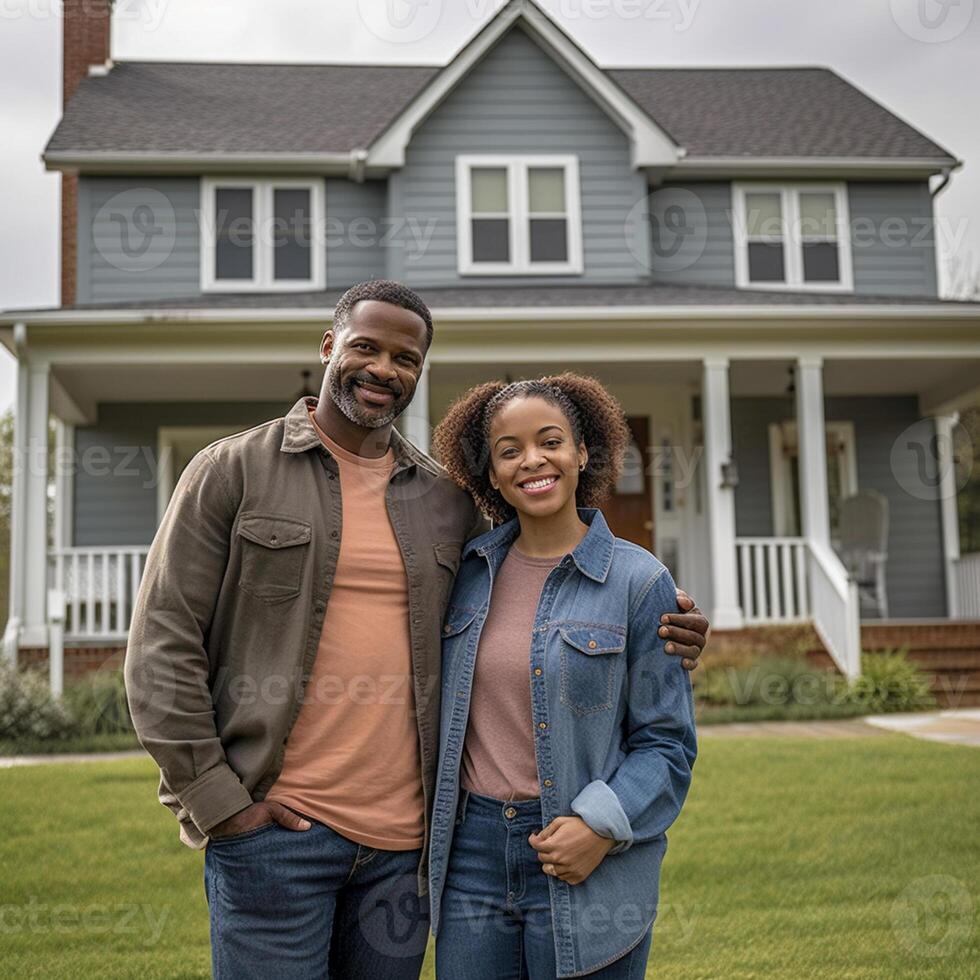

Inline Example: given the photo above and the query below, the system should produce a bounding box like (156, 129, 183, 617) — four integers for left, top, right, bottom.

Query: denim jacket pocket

(442, 604, 480, 639)
(237, 512, 312, 603)
(558, 624, 626, 715)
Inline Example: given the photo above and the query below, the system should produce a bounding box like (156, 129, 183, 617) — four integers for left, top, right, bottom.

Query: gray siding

(79, 177, 388, 303)
(731, 396, 946, 618)
(78, 177, 201, 303)
(848, 181, 938, 297)
(72, 402, 285, 546)
(643, 180, 938, 297)
(648, 181, 735, 286)
(325, 179, 388, 288)
(394, 26, 650, 287)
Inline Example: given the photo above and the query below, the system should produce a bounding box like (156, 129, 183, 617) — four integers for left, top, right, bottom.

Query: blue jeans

(203, 816, 428, 979)
(435, 791, 653, 979)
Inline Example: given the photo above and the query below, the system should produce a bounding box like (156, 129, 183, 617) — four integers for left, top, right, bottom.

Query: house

(3, 0, 979, 697)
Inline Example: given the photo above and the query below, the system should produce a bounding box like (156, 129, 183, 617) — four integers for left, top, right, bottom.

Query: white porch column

(4, 327, 29, 661)
(21, 359, 51, 649)
(401, 358, 431, 455)
(701, 357, 743, 629)
(53, 420, 74, 551)
(936, 413, 961, 617)
(795, 356, 831, 545)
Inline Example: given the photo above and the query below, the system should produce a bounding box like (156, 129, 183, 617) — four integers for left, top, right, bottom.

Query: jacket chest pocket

(557, 624, 626, 715)
(237, 512, 312, 603)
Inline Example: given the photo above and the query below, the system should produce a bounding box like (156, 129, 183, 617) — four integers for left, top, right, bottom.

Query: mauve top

(461, 545, 562, 801)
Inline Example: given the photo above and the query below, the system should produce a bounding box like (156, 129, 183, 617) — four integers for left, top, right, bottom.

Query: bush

(847, 650, 936, 713)
(696, 656, 847, 708)
(64, 668, 133, 735)
(0, 661, 78, 741)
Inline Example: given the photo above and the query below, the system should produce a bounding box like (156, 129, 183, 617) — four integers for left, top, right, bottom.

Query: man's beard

(326, 359, 411, 429)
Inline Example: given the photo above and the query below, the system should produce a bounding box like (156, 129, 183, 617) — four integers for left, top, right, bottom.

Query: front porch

(3, 304, 980, 690)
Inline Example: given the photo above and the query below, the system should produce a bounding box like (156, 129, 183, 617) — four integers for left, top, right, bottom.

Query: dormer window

(732, 183, 853, 291)
(456, 155, 583, 275)
(200, 177, 325, 291)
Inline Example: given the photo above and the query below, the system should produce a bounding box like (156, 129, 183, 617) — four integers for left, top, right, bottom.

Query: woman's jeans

(435, 791, 653, 979)
(203, 817, 428, 979)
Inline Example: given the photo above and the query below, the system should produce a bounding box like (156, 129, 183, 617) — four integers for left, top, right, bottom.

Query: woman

(427, 373, 698, 979)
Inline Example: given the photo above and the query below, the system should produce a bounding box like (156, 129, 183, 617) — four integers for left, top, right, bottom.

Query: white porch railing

(952, 552, 980, 619)
(735, 537, 809, 623)
(807, 540, 862, 678)
(735, 536, 861, 678)
(48, 546, 149, 642)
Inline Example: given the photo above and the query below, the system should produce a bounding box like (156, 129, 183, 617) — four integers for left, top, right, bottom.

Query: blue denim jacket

(428, 508, 698, 977)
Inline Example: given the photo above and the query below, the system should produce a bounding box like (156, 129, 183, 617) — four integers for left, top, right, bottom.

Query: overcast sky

(1, 0, 978, 413)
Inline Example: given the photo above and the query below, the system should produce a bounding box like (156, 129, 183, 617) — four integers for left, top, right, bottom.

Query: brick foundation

(18, 645, 126, 681)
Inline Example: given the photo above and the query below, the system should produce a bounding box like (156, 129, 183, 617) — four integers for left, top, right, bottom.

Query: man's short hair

(332, 280, 433, 348)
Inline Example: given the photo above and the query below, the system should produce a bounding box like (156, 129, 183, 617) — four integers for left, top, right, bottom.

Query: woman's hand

(528, 816, 616, 885)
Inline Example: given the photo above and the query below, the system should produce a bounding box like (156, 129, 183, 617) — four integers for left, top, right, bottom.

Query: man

(124, 279, 709, 979)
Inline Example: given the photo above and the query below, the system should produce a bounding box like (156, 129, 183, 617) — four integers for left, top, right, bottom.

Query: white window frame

(455, 155, 584, 276)
(200, 177, 325, 292)
(732, 182, 853, 292)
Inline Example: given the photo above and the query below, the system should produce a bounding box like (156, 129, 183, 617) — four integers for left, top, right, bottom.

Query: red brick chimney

(61, 0, 111, 306)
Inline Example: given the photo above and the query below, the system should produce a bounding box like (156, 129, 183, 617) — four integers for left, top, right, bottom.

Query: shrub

(64, 668, 133, 735)
(696, 656, 847, 708)
(847, 650, 935, 713)
(0, 661, 77, 741)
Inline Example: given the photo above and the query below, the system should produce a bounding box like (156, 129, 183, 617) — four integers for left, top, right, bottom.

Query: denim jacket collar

(279, 395, 440, 477)
(462, 506, 614, 584)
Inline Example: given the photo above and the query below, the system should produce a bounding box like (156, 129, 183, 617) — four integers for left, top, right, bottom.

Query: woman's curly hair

(432, 373, 631, 524)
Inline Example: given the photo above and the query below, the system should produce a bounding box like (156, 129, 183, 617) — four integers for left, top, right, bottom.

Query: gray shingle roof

(4, 282, 972, 318)
(45, 62, 440, 155)
(608, 68, 954, 159)
(45, 60, 954, 162)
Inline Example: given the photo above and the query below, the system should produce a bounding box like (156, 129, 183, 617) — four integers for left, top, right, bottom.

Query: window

(733, 184, 852, 291)
(456, 156, 583, 275)
(201, 178, 324, 291)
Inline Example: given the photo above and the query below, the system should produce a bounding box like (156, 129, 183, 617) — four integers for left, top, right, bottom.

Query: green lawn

(1, 736, 977, 979)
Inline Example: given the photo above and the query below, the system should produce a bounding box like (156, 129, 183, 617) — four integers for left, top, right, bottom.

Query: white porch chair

(837, 489, 890, 619)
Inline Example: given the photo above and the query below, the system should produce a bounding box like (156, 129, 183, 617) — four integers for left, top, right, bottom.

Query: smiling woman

(428, 373, 699, 979)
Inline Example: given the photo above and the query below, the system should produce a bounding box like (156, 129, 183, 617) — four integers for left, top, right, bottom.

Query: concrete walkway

(0, 749, 145, 769)
(699, 718, 893, 739)
(862, 709, 980, 747)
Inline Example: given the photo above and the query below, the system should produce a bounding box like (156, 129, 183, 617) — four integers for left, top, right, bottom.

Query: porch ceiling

(730, 358, 980, 410)
(50, 355, 979, 424)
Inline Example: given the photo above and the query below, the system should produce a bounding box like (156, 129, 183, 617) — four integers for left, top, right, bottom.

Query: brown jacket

(124, 396, 486, 894)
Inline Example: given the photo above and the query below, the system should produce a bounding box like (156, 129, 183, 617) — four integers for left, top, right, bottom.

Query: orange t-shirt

(265, 411, 424, 850)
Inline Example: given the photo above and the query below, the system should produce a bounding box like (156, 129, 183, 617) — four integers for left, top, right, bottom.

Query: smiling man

(124, 279, 709, 980)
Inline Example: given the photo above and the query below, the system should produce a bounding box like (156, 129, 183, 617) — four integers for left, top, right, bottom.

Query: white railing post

(702, 358, 743, 628)
(47, 589, 65, 698)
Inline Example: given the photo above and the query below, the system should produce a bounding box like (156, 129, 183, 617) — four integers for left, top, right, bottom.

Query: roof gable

(366, 0, 680, 170)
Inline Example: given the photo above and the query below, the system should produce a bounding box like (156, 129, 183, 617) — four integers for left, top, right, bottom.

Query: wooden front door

(602, 416, 654, 549)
